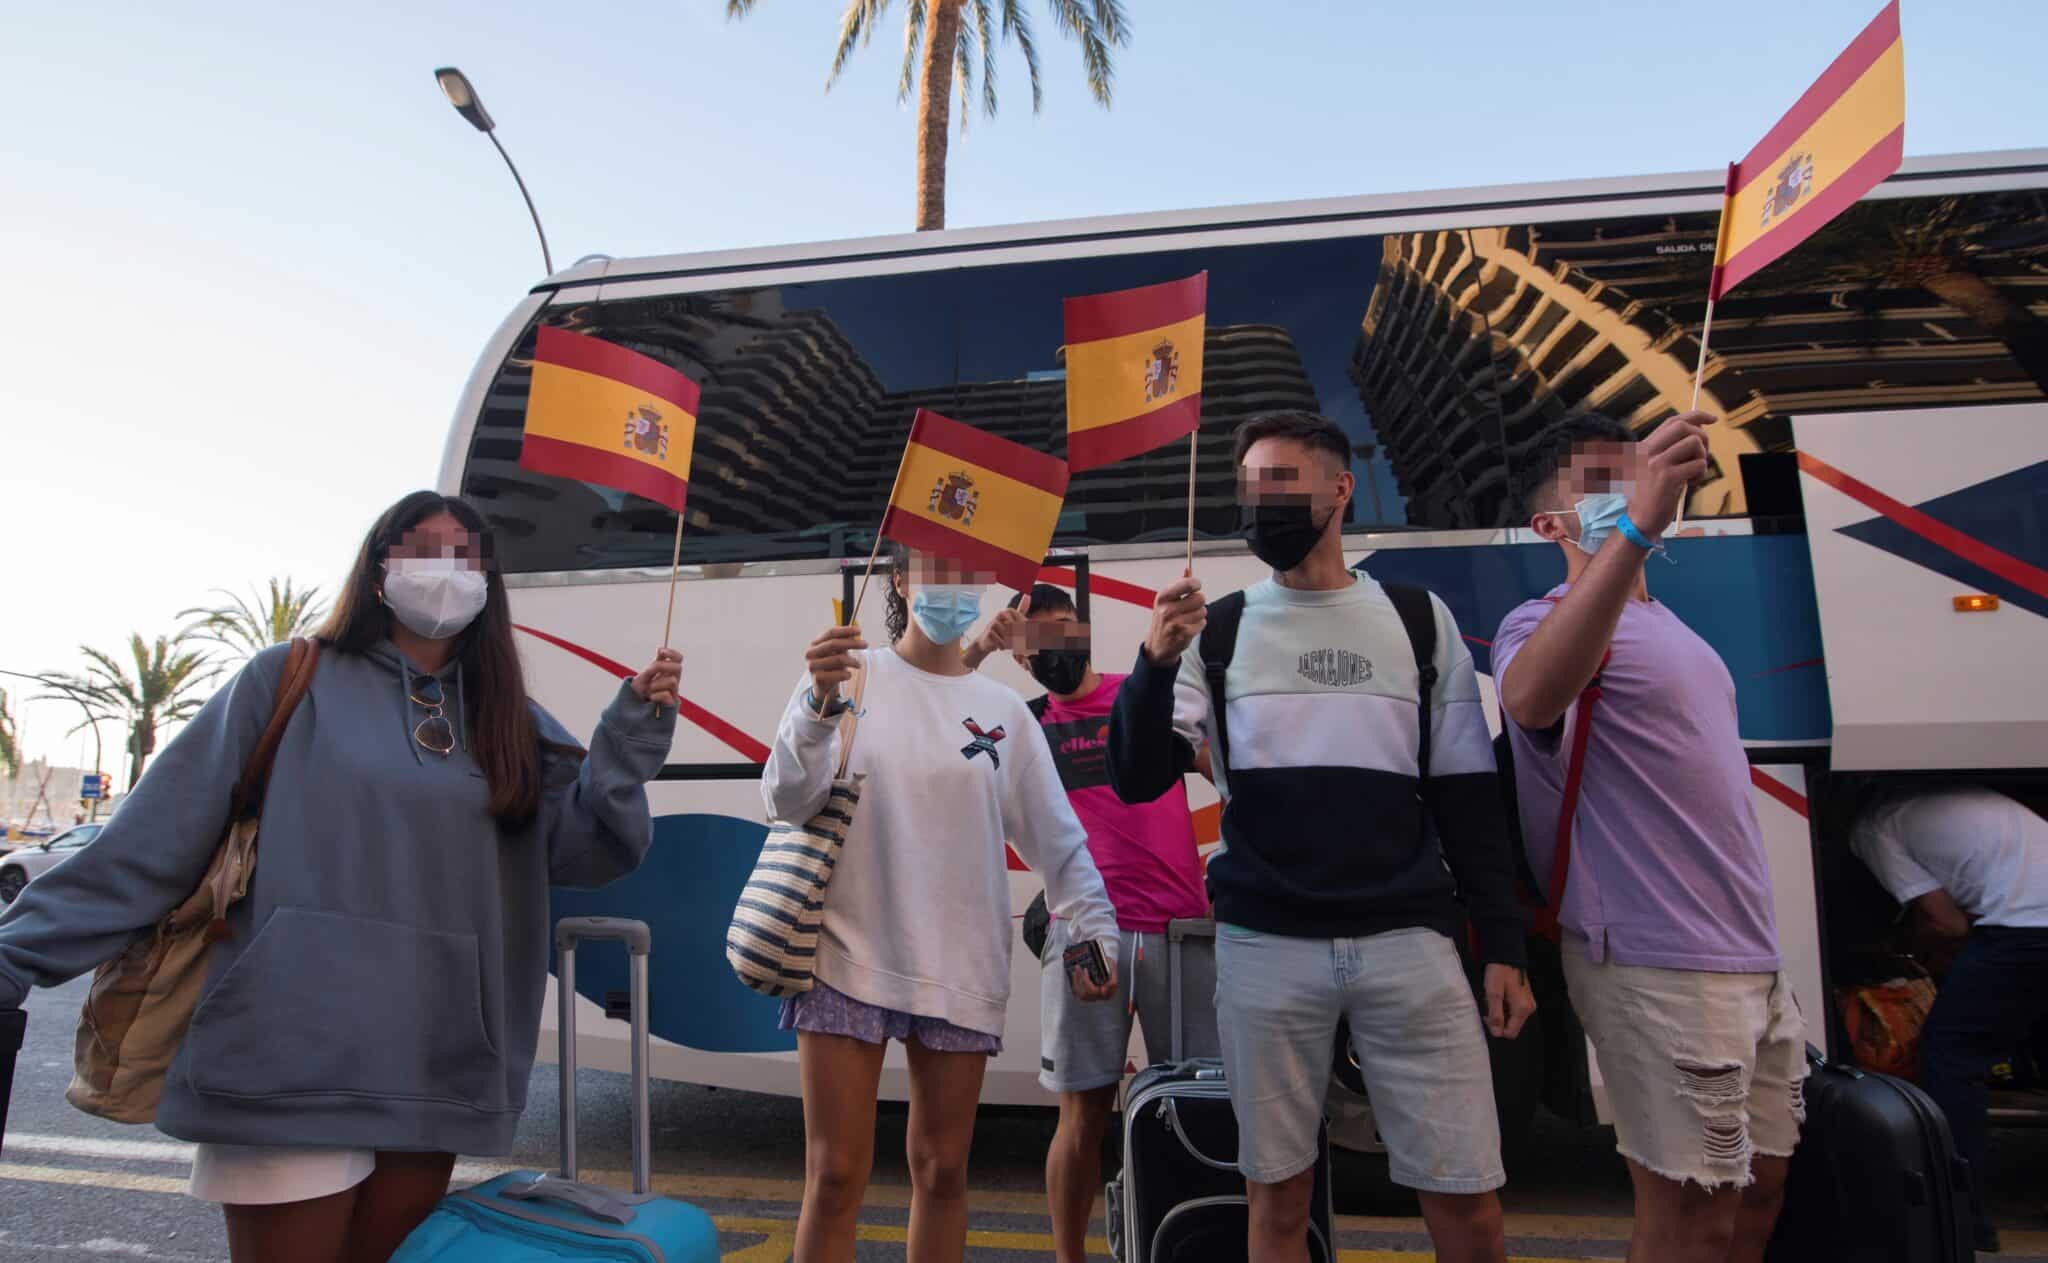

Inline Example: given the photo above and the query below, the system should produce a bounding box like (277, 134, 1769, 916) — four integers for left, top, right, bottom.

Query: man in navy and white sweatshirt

(1108, 410, 1534, 1263)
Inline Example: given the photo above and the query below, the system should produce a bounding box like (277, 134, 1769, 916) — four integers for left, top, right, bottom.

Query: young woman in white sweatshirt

(762, 544, 1120, 1263)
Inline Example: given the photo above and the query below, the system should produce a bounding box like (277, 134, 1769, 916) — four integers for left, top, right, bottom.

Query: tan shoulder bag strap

(228, 638, 322, 823)
(830, 660, 870, 780)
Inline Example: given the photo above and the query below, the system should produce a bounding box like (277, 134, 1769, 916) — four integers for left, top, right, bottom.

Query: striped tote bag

(726, 668, 865, 997)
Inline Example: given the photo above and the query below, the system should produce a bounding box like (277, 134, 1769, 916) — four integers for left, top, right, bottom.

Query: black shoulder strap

(1382, 583, 1439, 781)
(1027, 694, 1050, 721)
(1197, 591, 1248, 777)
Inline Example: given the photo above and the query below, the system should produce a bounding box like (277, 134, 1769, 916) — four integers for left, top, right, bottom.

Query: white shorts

(188, 1143, 377, 1205)
(1563, 952, 1807, 1190)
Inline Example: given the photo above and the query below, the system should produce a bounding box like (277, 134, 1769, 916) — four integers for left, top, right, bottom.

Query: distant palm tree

(179, 578, 327, 663)
(727, 0, 1129, 230)
(40, 634, 219, 791)
(0, 688, 19, 780)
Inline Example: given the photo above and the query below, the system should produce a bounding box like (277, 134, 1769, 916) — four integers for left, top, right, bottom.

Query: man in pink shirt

(966, 583, 1214, 1263)
(1494, 412, 1802, 1263)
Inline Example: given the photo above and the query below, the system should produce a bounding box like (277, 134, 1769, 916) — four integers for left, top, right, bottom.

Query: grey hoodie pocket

(185, 907, 505, 1111)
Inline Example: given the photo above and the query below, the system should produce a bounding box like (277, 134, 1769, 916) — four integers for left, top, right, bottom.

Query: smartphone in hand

(1063, 938, 1109, 988)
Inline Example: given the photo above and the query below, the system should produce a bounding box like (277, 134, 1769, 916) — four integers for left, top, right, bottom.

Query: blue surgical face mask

(910, 584, 984, 645)
(1565, 491, 1631, 555)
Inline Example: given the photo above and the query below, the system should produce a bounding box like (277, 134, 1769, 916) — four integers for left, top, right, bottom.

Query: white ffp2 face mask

(383, 558, 488, 640)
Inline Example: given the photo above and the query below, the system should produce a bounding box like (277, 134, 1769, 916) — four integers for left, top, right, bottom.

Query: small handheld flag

(878, 409, 1069, 595)
(1682, 0, 1903, 525)
(522, 326, 699, 513)
(521, 325, 702, 651)
(1062, 273, 1207, 473)
(1706, 0, 1905, 303)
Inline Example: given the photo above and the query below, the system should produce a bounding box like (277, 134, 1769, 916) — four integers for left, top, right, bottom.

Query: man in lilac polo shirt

(1494, 412, 1802, 1263)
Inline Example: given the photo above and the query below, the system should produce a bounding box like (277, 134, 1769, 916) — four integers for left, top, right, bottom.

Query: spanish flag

(1062, 273, 1206, 473)
(1709, 1, 1904, 300)
(880, 409, 1069, 593)
(520, 326, 698, 514)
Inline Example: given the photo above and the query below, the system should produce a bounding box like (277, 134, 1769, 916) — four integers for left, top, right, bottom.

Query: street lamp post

(0, 668, 105, 822)
(434, 67, 554, 276)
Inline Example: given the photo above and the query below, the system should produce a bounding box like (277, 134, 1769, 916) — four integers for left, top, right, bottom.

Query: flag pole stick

(1184, 430, 1198, 575)
(650, 509, 686, 719)
(1677, 164, 1739, 530)
(850, 419, 919, 626)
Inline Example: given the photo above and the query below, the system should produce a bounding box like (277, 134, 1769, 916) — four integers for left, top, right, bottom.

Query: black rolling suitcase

(1106, 919, 1335, 1263)
(1765, 1044, 1975, 1263)
(0, 1009, 21, 1154)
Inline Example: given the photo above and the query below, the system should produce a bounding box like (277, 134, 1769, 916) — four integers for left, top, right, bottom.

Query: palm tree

(1742, 191, 2048, 392)
(0, 688, 19, 780)
(40, 634, 219, 791)
(179, 578, 327, 663)
(727, 0, 1129, 230)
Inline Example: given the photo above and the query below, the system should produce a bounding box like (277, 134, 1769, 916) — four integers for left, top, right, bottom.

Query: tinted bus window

(462, 188, 2048, 572)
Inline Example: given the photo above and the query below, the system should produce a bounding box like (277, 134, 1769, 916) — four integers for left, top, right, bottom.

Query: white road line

(1, 1134, 514, 1185)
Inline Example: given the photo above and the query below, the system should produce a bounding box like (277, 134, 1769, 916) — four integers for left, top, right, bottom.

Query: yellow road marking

(0, 1162, 188, 1195)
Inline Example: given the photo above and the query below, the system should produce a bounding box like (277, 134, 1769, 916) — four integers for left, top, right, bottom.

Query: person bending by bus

(1495, 413, 1802, 1263)
(1850, 780, 2048, 1255)
(764, 543, 1120, 1263)
(963, 583, 1217, 1263)
(1108, 410, 1534, 1263)
(0, 491, 679, 1263)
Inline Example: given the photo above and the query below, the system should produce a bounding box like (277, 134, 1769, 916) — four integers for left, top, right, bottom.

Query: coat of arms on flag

(1062, 272, 1207, 473)
(521, 325, 698, 514)
(880, 409, 1067, 593)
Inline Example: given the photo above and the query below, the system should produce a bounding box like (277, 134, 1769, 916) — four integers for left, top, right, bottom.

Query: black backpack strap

(1197, 591, 1248, 778)
(1382, 583, 1439, 781)
(1027, 694, 1050, 721)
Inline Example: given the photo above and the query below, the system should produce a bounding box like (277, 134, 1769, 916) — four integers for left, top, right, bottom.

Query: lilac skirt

(780, 980, 1003, 1055)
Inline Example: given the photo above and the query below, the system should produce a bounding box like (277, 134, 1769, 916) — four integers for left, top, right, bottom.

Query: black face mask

(1242, 502, 1331, 572)
(1029, 649, 1091, 697)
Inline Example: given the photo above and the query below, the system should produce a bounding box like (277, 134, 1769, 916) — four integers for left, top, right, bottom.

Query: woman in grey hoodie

(0, 491, 679, 1263)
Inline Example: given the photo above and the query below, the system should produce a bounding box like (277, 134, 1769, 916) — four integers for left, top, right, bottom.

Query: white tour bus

(439, 147, 2048, 1198)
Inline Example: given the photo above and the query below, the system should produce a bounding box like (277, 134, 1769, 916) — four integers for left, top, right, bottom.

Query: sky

(3, 0, 2043, 773)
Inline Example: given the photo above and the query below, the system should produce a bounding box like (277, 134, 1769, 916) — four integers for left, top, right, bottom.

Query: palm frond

(725, 0, 758, 16)
(1046, 0, 1115, 105)
(1000, 0, 1042, 112)
(896, 0, 927, 102)
(952, 13, 975, 132)
(828, 0, 892, 88)
(1090, 0, 1129, 47)
(971, 0, 999, 118)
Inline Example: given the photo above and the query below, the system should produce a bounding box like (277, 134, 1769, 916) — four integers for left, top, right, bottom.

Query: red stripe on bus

(1750, 767, 1810, 819)
(1797, 450, 2048, 601)
(511, 624, 772, 764)
(1036, 567, 1158, 609)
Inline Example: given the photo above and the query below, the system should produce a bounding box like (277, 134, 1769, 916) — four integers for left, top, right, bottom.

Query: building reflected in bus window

(460, 189, 2048, 573)
(1356, 190, 2048, 526)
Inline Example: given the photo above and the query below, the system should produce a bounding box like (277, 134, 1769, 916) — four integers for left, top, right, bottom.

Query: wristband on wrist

(805, 689, 851, 719)
(1616, 511, 1665, 555)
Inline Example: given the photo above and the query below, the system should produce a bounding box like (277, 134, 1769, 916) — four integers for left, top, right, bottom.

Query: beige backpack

(66, 638, 320, 1123)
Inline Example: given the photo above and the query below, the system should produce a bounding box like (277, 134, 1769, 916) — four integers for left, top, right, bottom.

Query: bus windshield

(460, 187, 2048, 576)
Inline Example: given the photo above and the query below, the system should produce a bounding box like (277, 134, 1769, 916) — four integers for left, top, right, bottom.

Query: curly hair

(881, 539, 911, 643)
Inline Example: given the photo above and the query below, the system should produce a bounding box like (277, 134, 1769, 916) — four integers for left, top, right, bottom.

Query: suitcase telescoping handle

(555, 917, 653, 1196)
(1166, 918, 1215, 1064)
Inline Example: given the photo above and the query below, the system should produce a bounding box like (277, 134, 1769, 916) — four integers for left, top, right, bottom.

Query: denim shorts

(1214, 924, 1504, 1193)
(1563, 951, 1805, 1189)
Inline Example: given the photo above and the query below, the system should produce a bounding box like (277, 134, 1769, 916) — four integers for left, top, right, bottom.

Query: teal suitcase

(390, 918, 719, 1262)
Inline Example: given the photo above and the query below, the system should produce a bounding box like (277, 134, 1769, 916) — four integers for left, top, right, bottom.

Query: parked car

(0, 823, 101, 902)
